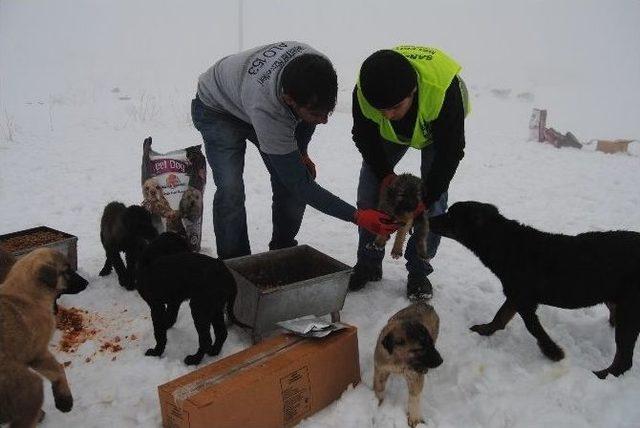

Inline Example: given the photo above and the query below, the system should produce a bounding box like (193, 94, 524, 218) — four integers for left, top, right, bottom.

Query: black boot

(406, 273, 433, 301)
(348, 263, 382, 291)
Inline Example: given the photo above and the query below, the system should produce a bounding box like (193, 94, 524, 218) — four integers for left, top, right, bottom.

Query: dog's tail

(226, 285, 253, 330)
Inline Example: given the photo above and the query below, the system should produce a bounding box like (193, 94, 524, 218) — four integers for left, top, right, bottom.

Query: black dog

(99, 202, 158, 290)
(137, 233, 248, 365)
(430, 201, 640, 379)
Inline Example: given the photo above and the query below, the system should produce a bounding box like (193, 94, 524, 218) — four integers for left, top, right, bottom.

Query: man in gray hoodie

(192, 41, 398, 259)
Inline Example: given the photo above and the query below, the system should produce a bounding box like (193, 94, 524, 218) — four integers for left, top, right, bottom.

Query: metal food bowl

(0, 226, 78, 270)
(225, 245, 352, 343)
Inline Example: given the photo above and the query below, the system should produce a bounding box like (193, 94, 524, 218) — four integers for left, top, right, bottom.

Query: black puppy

(430, 201, 640, 379)
(99, 202, 158, 290)
(137, 233, 247, 365)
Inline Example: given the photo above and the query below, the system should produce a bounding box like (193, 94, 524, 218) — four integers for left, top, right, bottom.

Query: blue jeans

(356, 143, 448, 277)
(191, 96, 314, 259)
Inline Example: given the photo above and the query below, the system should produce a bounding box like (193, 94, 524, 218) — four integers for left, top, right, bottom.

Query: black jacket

(352, 76, 466, 207)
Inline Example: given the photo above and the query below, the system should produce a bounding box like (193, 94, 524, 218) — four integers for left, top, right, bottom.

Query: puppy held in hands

(375, 173, 428, 260)
(137, 233, 248, 365)
(0, 248, 88, 427)
(99, 201, 158, 290)
(374, 302, 442, 428)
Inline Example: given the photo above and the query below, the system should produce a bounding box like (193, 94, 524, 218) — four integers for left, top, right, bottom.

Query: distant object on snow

(596, 139, 636, 154)
(528, 108, 583, 149)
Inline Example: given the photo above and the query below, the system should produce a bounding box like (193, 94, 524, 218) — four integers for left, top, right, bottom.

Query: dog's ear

(37, 263, 59, 288)
(382, 332, 395, 354)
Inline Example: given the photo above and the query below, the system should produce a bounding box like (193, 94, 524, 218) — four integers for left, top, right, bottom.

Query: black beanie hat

(359, 50, 417, 109)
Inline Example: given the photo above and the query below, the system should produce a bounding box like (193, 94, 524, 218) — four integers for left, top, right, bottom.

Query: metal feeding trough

(0, 226, 78, 271)
(225, 245, 352, 343)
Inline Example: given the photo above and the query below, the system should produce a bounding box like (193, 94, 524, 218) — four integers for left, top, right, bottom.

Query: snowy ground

(1, 1, 640, 427)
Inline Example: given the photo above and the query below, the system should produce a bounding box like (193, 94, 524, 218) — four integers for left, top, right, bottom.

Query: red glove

(379, 173, 397, 198)
(414, 201, 426, 217)
(301, 154, 316, 179)
(354, 209, 401, 235)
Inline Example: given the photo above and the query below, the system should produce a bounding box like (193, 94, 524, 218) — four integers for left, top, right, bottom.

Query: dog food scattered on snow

(55, 307, 132, 358)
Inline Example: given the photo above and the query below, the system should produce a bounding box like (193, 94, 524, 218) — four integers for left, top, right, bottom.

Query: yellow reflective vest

(356, 45, 469, 149)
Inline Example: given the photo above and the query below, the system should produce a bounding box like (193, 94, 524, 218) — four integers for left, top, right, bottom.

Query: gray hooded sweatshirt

(197, 41, 355, 222)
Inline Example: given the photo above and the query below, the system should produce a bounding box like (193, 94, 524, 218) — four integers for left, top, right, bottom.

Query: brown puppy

(374, 302, 443, 427)
(0, 248, 88, 427)
(374, 173, 428, 260)
(0, 244, 16, 283)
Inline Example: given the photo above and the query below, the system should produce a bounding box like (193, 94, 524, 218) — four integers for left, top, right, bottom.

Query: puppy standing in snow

(430, 201, 640, 378)
(99, 201, 158, 290)
(0, 248, 88, 427)
(374, 302, 443, 427)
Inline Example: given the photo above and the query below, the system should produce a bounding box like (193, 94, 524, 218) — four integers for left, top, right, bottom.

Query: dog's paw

(145, 347, 163, 357)
(390, 249, 403, 259)
(407, 415, 425, 428)
(470, 323, 496, 336)
(184, 353, 204, 365)
(540, 341, 564, 361)
(593, 368, 610, 379)
(54, 394, 73, 413)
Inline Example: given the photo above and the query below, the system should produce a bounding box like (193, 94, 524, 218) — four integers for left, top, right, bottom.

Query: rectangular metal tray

(225, 245, 352, 343)
(0, 226, 78, 271)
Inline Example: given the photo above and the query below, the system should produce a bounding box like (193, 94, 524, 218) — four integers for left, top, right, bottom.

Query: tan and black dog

(374, 173, 428, 260)
(374, 302, 443, 427)
(0, 248, 88, 427)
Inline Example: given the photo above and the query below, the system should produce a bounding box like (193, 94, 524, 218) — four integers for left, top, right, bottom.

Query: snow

(1, 0, 640, 427)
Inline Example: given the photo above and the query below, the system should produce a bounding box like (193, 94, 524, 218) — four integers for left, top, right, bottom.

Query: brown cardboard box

(158, 325, 360, 428)
(596, 139, 633, 154)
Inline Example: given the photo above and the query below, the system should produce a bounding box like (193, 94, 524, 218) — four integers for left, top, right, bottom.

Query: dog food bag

(141, 137, 206, 251)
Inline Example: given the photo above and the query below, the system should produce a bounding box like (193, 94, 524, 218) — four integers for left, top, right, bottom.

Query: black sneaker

(348, 263, 382, 291)
(406, 273, 433, 301)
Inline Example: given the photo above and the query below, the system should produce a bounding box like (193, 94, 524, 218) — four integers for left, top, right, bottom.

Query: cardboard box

(596, 139, 633, 154)
(158, 325, 360, 428)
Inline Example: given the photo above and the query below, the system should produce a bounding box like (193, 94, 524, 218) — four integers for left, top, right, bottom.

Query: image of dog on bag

(142, 177, 174, 218)
(0, 248, 88, 427)
(374, 302, 442, 427)
(142, 177, 186, 236)
(99, 201, 158, 290)
(137, 232, 248, 365)
(374, 173, 428, 260)
(430, 201, 640, 379)
(179, 186, 203, 222)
